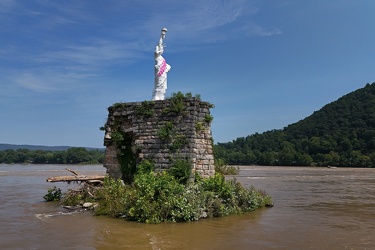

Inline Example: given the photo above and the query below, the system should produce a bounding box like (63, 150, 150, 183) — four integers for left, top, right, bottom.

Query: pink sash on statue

(157, 59, 167, 76)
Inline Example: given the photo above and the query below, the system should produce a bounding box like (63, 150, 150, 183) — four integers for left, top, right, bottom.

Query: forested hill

(0, 144, 103, 151)
(0, 144, 70, 151)
(0, 144, 105, 164)
(214, 82, 375, 167)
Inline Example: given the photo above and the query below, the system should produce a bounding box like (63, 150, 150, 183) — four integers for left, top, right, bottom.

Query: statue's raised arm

(152, 28, 171, 101)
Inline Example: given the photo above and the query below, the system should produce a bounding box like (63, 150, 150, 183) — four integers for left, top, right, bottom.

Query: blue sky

(1, 0, 375, 148)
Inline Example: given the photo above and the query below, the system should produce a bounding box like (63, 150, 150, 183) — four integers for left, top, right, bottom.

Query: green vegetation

(195, 122, 205, 132)
(157, 122, 174, 141)
(59, 160, 271, 224)
(97, 172, 271, 223)
(163, 91, 191, 114)
(110, 130, 137, 184)
(157, 121, 190, 152)
(167, 158, 192, 184)
(166, 91, 202, 101)
(108, 102, 129, 112)
(214, 82, 375, 167)
(163, 91, 189, 114)
(204, 114, 214, 124)
(163, 91, 212, 114)
(43, 186, 62, 201)
(214, 158, 239, 175)
(170, 135, 188, 152)
(60, 183, 98, 206)
(135, 101, 155, 117)
(0, 147, 104, 164)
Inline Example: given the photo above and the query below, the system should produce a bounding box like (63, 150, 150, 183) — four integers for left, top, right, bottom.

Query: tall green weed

(214, 158, 239, 175)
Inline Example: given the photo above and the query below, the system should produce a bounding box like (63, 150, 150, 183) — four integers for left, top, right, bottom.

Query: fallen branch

(46, 175, 106, 183)
(65, 168, 79, 176)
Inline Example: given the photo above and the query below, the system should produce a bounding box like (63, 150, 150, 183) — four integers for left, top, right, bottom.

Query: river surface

(0, 164, 374, 250)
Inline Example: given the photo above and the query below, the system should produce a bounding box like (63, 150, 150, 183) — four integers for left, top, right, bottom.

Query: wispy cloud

(1, 0, 281, 94)
(172, 0, 245, 30)
(31, 0, 96, 25)
(239, 22, 282, 37)
(5, 38, 149, 94)
(5, 63, 102, 94)
(96, 0, 276, 45)
(11, 71, 83, 93)
(130, 0, 262, 43)
(38, 40, 146, 69)
(13, 72, 58, 93)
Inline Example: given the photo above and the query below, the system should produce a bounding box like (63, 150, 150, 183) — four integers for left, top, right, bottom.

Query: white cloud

(109, 0, 263, 44)
(13, 73, 55, 92)
(240, 23, 282, 37)
(176, 0, 245, 30)
(12, 72, 64, 93)
(10, 68, 96, 94)
(37, 39, 147, 73)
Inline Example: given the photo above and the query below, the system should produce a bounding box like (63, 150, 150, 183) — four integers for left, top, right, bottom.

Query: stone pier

(103, 96, 215, 181)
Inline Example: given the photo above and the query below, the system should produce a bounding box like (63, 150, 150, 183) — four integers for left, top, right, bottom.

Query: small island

(45, 92, 272, 223)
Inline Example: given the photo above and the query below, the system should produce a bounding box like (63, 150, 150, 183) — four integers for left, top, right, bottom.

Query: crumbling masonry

(103, 97, 215, 180)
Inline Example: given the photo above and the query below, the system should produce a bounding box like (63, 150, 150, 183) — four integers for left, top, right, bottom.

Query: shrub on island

(56, 160, 272, 223)
(100, 165, 271, 223)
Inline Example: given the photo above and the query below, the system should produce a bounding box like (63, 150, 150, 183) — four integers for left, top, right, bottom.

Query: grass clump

(164, 91, 187, 114)
(43, 186, 62, 202)
(135, 101, 155, 117)
(157, 122, 173, 141)
(214, 158, 240, 175)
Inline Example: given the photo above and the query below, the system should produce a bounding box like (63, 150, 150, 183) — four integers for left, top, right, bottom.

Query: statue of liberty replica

(152, 28, 171, 101)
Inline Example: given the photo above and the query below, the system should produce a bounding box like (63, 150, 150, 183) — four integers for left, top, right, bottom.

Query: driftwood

(46, 175, 106, 183)
(65, 168, 79, 176)
(46, 168, 105, 183)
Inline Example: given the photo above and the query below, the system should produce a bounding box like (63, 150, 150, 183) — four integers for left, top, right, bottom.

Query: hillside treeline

(0, 147, 104, 164)
(214, 82, 375, 167)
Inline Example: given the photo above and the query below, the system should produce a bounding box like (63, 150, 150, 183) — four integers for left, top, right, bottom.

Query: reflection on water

(1, 164, 374, 249)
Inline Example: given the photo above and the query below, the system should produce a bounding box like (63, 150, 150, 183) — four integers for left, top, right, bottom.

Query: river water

(0, 164, 374, 250)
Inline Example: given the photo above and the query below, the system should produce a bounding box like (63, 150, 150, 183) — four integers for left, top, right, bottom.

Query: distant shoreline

(0, 143, 104, 151)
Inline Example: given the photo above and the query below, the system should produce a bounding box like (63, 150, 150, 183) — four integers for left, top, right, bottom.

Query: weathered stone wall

(103, 97, 215, 180)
